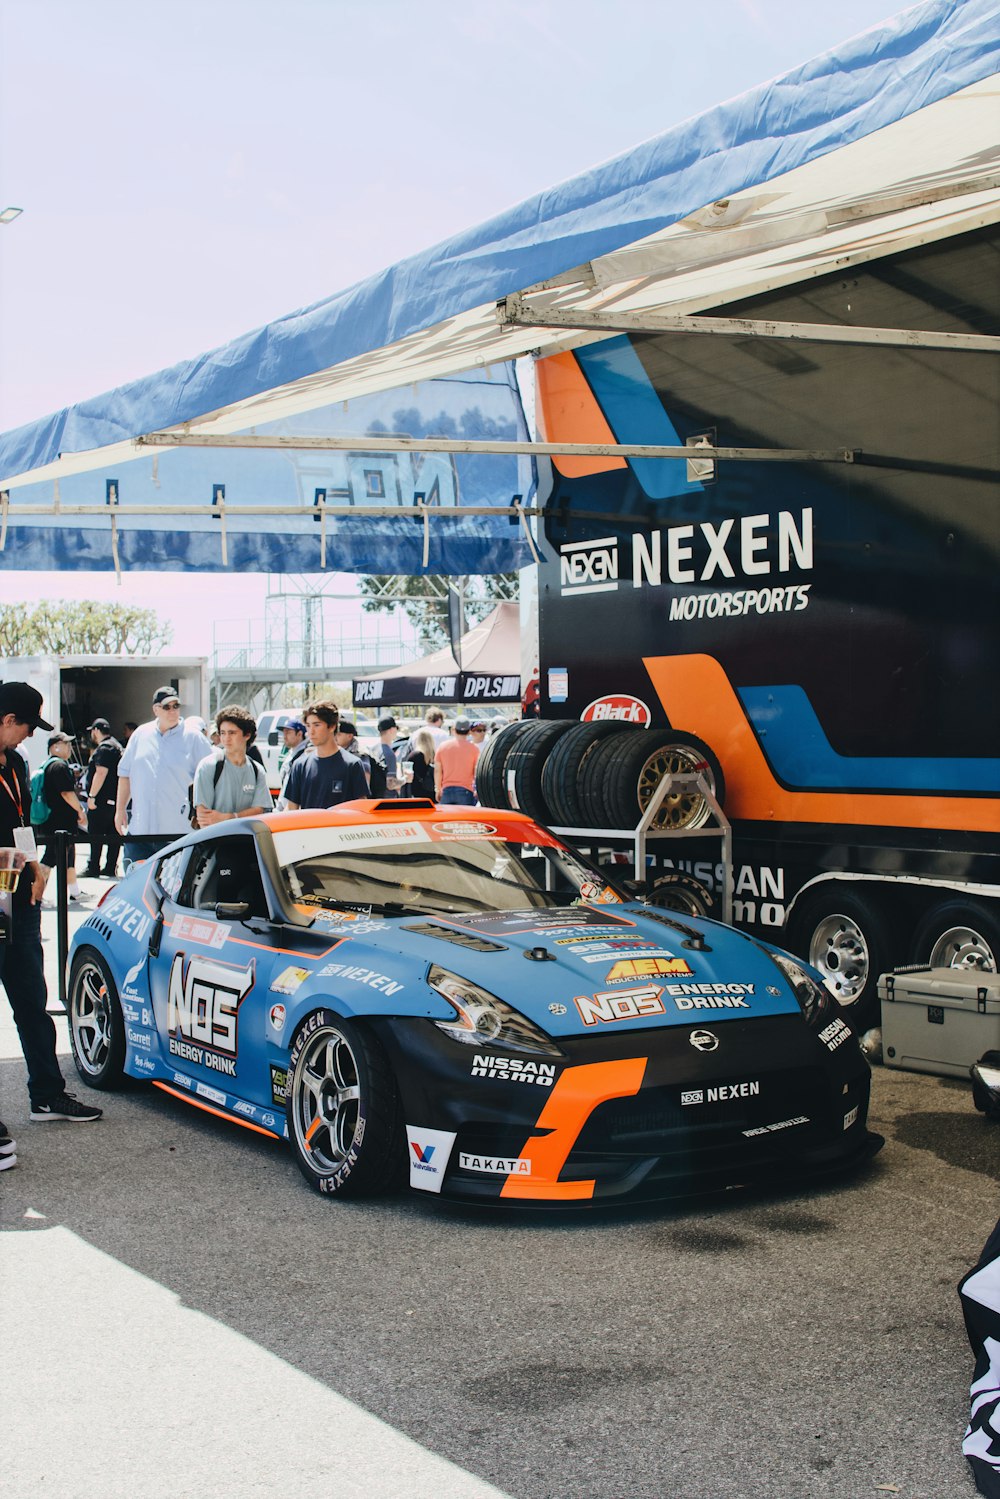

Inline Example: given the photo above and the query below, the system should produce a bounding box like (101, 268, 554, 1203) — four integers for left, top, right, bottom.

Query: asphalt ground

(1, 878, 997, 1499)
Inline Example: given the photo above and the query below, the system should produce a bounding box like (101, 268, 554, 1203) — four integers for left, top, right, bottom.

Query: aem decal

(603, 956, 693, 984)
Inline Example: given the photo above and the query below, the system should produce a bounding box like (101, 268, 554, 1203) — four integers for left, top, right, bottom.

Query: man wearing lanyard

(0, 683, 101, 1170)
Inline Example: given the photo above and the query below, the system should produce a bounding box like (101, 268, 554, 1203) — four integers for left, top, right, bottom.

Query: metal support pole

(54, 828, 69, 1015)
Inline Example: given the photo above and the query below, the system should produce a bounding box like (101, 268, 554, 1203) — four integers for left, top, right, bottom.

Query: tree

(359, 574, 517, 653)
(0, 601, 173, 656)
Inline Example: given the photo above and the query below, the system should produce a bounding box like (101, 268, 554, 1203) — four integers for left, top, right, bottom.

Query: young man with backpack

(193, 706, 273, 826)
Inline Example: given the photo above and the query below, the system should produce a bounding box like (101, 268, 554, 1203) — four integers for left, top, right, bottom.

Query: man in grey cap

(82, 717, 123, 878)
(434, 716, 479, 805)
(115, 685, 211, 869)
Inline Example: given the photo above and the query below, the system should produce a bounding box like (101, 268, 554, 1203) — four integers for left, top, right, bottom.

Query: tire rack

(548, 771, 733, 925)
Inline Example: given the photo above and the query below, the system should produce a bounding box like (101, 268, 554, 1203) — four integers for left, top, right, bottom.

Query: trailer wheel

(595, 732, 725, 833)
(791, 887, 894, 1031)
(540, 721, 626, 827)
(474, 721, 534, 810)
(502, 720, 575, 822)
(911, 899, 1000, 973)
(647, 872, 716, 918)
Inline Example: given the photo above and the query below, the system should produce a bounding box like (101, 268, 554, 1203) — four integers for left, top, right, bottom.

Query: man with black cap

(434, 717, 479, 805)
(115, 685, 211, 869)
(82, 717, 122, 878)
(0, 682, 102, 1146)
(373, 714, 402, 798)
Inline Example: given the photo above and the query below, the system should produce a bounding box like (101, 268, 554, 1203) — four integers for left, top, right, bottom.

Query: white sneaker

(0, 1152, 16, 1171)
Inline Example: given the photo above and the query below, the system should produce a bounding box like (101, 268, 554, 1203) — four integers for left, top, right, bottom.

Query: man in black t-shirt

(38, 731, 87, 902)
(82, 717, 122, 878)
(0, 681, 101, 1145)
(283, 701, 368, 810)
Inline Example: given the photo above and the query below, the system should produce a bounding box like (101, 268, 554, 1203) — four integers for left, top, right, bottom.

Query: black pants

(87, 803, 120, 875)
(0, 899, 64, 1108)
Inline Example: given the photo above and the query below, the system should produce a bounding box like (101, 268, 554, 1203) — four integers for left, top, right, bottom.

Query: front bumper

(374, 1014, 882, 1205)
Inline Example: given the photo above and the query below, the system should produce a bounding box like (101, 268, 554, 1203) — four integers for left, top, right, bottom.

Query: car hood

(307, 902, 803, 1037)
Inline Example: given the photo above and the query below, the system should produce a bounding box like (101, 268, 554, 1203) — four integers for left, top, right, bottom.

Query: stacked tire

(475, 719, 724, 832)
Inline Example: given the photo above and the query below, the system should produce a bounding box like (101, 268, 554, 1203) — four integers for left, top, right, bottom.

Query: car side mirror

(215, 901, 251, 921)
(268, 731, 280, 745)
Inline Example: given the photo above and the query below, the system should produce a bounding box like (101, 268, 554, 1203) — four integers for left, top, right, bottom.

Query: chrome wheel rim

(808, 914, 869, 1006)
(929, 925, 997, 972)
(291, 1026, 361, 1173)
(71, 960, 113, 1075)
(638, 745, 716, 831)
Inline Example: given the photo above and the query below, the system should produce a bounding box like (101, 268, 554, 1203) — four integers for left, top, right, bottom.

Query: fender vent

(403, 922, 508, 953)
(636, 907, 711, 951)
(81, 917, 114, 943)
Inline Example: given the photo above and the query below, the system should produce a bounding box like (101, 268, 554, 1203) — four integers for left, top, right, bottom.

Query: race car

(67, 799, 882, 1203)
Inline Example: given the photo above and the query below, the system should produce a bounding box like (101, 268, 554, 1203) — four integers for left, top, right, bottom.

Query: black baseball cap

(48, 730, 74, 747)
(152, 686, 181, 707)
(86, 717, 111, 733)
(0, 681, 53, 732)
(338, 719, 357, 736)
(377, 714, 398, 731)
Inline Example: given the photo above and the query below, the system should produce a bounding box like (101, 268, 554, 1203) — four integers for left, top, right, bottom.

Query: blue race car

(67, 800, 881, 1203)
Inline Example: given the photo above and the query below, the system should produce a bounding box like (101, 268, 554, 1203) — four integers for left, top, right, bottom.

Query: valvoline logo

(581, 695, 651, 726)
(411, 1142, 436, 1164)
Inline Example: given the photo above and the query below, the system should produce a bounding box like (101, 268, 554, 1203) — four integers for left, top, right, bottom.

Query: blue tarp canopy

(0, 0, 997, 574)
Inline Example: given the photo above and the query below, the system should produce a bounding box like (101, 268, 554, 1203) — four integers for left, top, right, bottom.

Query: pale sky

(0, 0, 907, 653)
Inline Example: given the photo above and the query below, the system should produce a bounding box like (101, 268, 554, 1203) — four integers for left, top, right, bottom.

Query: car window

(179, 835, 269, 917)
(155, 848, 189, 902)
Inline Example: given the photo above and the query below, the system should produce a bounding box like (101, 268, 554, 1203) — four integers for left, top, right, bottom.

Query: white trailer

(0, 654, 209, 771)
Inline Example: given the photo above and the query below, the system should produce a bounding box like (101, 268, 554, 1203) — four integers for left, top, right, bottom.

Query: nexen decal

(575, 985, 666, 1026)
(559, 511, 813, 602)
(101, 897, 152, 945)
(167, 952, 254, 1077)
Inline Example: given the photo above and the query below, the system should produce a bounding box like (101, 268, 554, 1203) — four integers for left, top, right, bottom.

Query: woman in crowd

(405, 728, 436, 800)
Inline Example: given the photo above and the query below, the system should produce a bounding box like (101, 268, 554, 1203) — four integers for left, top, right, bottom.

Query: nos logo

(168, 953, 255, 1057)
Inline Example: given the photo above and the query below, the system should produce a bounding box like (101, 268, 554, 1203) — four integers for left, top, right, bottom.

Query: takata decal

(460, 1153, 532, 1176)
(574, 985, 666, 1026)
(101, 896, 153, 945)
(167, 952, 255, 1077)
(169, 913, 231, 950)
(603, 956, 693, 984)
(581, 695, 651, 726)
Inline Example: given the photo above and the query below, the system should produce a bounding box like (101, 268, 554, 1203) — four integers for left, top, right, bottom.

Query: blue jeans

(123, 835, 176, 873)
(440, 786, 476, 806)
(1, 899, 65, 1108)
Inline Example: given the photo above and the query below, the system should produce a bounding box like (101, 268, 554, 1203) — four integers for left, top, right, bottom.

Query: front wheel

(67, 949, 127, 1089)
(286, 1011, 402, 1197)
(791, 888, 895, 1032)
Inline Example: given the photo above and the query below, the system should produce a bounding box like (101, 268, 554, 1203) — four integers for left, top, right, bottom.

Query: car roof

(259, 799, 542, 838)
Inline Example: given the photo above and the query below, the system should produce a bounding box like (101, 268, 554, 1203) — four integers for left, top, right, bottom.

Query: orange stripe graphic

(643, 653, 997, 834)
(536, 352, 628, 479)
(501, 1057, 647, 1201)
(152, 1080, 281, 1137)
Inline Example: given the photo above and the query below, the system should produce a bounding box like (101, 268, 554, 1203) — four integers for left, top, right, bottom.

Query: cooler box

(879, 967, 1000, 1078)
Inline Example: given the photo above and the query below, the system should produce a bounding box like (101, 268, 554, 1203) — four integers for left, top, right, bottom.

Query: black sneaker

(81, 867, 102, 879)
(0, 1151, 16, 1172)
(0, 1123, 16, 1155)
(30, 1093, 103, 1123)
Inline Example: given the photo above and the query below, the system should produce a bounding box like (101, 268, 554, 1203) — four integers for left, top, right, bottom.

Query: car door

(147, 832, 285, 1116)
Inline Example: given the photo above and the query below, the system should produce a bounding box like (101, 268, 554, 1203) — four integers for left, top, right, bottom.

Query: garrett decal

(574, 985, 666, 1027)
(167, 952, 254, 1077)
(604, 956, 693, 983)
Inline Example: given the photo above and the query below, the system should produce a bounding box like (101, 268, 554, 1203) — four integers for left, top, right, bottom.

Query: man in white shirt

(115, 685, 211, 869)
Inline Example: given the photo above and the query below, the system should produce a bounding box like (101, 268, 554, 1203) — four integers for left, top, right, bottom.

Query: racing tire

(540, 721, 625, 827)
(475, 720, 535, 810)
(67, 947, 128, 1090)
(911, 899, 1000, 974)
(502, 719, 576, 822)
(647, 872, 716, 918)
(790, 887, 895, 1032)
(287, 1010, 403, 1197)
(583, 731, 725, 832)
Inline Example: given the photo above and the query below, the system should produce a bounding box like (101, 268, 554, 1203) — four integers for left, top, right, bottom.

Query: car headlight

(428, 966, 562, 1056)
(767, 950, 832, 1027)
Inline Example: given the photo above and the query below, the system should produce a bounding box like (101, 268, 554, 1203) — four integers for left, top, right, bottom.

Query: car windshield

(271, 821, 625, 916)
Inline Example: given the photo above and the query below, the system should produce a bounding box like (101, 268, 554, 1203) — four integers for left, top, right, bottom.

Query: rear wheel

(287, 1011, 402, 1197)
(791, 887, 895, 1031)
(67, 949, 127, 1090)
(912, 899, 1000, 973)
(588, 731, 725, 832)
